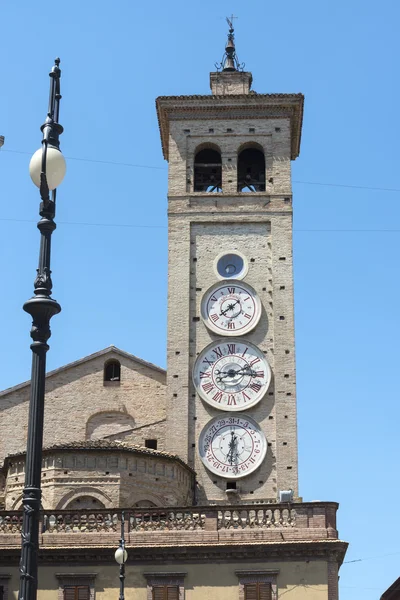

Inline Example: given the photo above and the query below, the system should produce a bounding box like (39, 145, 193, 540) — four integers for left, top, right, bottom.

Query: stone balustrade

(0, 501, 339, 548)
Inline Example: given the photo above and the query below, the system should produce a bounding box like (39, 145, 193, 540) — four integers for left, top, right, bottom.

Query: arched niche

(64, 495, 106, 510)
(57, 487, 113, 510)
(86, 411, 135, 441)
(194, 145, 222, 192)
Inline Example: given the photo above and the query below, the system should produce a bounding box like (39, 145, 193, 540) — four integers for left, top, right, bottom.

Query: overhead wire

(0, 217, 399, 233)
(2, 147, 400, 193)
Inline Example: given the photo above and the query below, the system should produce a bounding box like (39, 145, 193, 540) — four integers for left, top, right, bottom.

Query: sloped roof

(0, 346, 165, 398)
(381, 578, 400, 600)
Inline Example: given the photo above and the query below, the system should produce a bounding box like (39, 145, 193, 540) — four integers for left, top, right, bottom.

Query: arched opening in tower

(237, 147, 266, 192)
(194, 148, 222, 192)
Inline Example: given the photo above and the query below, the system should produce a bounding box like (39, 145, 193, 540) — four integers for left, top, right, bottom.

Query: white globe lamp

(29, 146, 66, 191)
(115, 546, 128, 565)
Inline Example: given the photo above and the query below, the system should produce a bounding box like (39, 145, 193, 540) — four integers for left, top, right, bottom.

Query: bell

(223, 57, 236, 72)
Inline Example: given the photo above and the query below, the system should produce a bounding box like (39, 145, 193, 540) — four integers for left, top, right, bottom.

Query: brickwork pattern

(4, 446, 193, 510)
(0, 350, 166, 466)
(164, 104, 298, 503)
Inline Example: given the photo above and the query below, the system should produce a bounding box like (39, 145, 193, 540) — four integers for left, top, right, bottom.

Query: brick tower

(157, 21, 304, 504)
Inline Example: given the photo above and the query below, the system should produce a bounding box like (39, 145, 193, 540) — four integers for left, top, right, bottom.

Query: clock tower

(156, 23, 304, 504)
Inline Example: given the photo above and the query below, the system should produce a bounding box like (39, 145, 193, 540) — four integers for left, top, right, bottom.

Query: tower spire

(219, 16, 243, 72)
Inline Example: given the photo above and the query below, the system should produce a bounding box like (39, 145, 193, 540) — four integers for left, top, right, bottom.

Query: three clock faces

(195, 254, 270, 480)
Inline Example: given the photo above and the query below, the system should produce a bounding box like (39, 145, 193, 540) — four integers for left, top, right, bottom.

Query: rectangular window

(152, 586, 179, 600)
(145, 439, 158, 450)
(64, 587, 90, 600)
(244, 582, 272, 600)
(0, 586, 4, 600)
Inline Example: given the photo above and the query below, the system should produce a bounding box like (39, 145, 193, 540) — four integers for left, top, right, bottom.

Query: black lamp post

(115, 511, 128, 600)
(18, 58, 65, 600)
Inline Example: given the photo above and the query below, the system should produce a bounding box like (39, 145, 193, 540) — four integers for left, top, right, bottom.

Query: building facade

(0, 25, 347, 600)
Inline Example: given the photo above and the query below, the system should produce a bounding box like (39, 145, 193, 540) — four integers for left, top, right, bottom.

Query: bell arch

(194, 144, 222, 192)
(237, 143, 266, 192)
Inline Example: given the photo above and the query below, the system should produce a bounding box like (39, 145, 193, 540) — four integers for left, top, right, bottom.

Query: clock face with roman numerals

(199, 414, 267, 478)
(200, 280, 261, 336)
(193, 339, 271, 411)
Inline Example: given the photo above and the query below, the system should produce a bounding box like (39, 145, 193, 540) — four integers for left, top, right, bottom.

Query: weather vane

(226, 14, 238, 30)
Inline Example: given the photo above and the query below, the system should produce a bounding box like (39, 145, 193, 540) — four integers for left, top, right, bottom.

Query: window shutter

(244, 583, 258, 600)
(166, 586, 179, 600)
(259, 583, 272, 600)
(244, 583, 271, 600)
(77, 587, 90, 600)
(152, 587, 166, 600)
(64, 588, 77, 600)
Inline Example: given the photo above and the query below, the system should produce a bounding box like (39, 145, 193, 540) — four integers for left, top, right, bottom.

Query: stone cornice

(156, 93, 304, 162)
(0, 540, 348, 566)
(55, 573, 98, 579)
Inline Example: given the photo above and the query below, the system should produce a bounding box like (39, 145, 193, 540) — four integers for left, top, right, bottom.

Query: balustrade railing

(218, 507, 295, 529)
(42, 511, 118, 533)
(0, 512, 24, 533)
(130, 509, 206, 531)
(0, 502, 337, 540)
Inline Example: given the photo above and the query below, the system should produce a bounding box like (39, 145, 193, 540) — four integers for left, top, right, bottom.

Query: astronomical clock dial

(193, 339, 271, 411)
(200, 280, 261, 336)
(199, 414, 267, 479)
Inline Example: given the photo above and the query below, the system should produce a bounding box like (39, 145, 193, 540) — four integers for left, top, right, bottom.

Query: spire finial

(216, 15, 244, 72)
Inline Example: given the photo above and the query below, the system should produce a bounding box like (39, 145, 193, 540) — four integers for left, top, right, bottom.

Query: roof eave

(156, 93, 304, 161)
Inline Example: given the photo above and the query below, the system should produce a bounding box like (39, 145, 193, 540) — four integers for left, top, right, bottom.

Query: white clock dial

(193, 339, 271, 411)
(201, 280, 261, 336)
(199, 414, 267, 478)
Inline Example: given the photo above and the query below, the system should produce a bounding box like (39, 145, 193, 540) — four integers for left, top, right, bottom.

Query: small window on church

(238, 146, 266, 192)
(145, 439, 158, 450)
(194, 147, 222, 192)
(104, 360, 121, 383)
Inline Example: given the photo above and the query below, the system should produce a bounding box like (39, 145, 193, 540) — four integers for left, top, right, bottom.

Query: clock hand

(227, 431, 239, 465)
(219, 299, 240, 317)
(215, 368, 242, 382)
(235, 367, 259, 378)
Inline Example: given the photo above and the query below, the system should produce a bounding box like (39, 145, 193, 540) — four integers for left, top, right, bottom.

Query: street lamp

(18, 58, 65, 600)
(115, 511, 128, 600)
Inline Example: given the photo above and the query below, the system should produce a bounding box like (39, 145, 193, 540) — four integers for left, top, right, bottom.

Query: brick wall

(164, 101, 299, 503)
(0, 350, 166, 473)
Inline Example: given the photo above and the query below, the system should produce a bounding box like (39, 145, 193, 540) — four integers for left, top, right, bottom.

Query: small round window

(215, 252, 247, 279)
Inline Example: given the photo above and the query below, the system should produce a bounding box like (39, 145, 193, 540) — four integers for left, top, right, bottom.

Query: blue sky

(1, 0, 399, 597)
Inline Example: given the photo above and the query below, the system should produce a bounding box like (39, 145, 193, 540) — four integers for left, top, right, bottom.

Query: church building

(0, 23, 347, 600)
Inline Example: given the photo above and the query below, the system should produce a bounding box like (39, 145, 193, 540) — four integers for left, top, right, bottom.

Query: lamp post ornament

(18, 58, 65, 600)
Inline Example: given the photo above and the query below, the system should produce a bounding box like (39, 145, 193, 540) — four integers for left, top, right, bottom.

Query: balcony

(0, 501, 339, 550)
